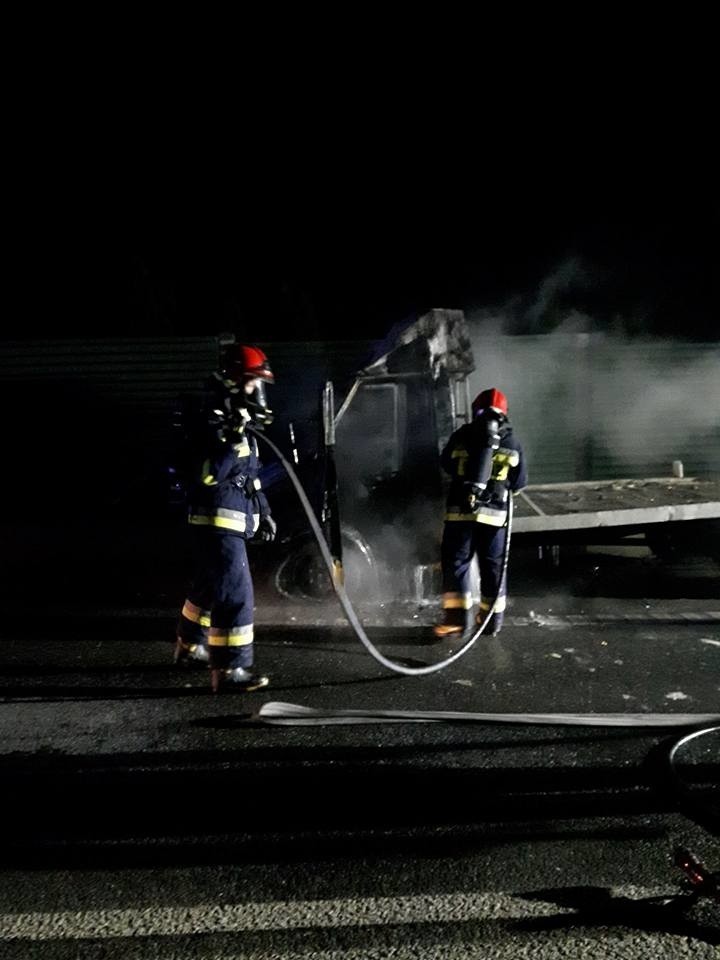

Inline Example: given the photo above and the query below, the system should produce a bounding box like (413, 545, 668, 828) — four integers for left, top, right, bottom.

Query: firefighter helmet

(220, 344, 275, 426)
(221, 344, 275, 384)
(472, 387, 508, 419)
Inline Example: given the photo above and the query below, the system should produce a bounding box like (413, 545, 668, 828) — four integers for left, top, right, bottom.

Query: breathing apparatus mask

(473, 407, 503, 449)
(243, 377, 274, 427)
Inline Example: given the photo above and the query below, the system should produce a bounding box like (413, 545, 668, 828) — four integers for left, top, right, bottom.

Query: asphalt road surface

(0, 544, 718, 957)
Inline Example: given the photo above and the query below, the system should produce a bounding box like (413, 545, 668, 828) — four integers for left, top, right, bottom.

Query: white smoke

(466, 306, 720, 481)
(524, 257, 595, 330)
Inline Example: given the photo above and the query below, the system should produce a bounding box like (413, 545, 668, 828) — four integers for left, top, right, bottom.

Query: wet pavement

(0, 544, 717, 829)
(2, 542, 718, 722)
(1, 543, 718, 956)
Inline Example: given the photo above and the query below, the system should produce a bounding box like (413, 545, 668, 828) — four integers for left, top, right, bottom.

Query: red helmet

(222, 344, 274, 384)
(472, 387, 508, 419)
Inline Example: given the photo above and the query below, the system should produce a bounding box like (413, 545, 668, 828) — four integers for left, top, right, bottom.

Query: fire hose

(249, 425, 508, 677)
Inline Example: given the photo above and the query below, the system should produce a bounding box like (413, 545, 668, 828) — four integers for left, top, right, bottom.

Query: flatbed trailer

(512, 476, 720, 560)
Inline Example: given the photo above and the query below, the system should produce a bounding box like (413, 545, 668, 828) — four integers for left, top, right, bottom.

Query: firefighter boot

(433, 607, 475, 640)
(174, 637, 210, 666)
(210, 667, 270, 694)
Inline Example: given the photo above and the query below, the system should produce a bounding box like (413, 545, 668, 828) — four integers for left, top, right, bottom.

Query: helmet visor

(244, 379, 274, 425)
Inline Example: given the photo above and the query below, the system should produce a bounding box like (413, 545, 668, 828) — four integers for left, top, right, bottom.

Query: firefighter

(434, 387, 527, 639)
(174, 344, 277, 692)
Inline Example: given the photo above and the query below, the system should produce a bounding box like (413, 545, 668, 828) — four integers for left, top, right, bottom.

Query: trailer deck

(513, 477, 720, 534)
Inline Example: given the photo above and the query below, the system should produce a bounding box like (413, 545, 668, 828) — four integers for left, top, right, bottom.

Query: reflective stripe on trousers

(440, 520, 508, 610)
(177, 530, 255, 670)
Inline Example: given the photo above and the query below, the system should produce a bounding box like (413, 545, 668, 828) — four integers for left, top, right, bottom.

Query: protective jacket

(187, 376, 271, 538)
(441, 420, 527, 526)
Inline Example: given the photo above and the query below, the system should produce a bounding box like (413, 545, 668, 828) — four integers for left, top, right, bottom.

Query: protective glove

(255, 515, 277, 542)
(463, 482, 486, 513)
(214, 403, 248, 443)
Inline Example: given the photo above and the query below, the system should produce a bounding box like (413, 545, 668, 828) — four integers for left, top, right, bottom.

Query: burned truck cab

(262, 309, 476, 602)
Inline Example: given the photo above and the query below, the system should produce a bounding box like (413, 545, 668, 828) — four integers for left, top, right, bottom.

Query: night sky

(5, 16, 718, 346)
(9, 146, 717, 344)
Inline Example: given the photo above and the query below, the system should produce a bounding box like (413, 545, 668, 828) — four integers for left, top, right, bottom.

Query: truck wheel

(273, 527, 377, 601)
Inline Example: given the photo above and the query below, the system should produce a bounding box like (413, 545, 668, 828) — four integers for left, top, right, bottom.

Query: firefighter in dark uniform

(175, 344, 277, 692)
(434, 387, 527, 639)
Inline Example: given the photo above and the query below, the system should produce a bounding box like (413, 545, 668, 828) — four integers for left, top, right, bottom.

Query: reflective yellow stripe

(451, 447, 468, 477)
(208, 626, 254, 647)
(181, 600, 211, 627)
(491, 449, 519, 482)
(201, 459, 217, 486)
(189, 513, 248, 533)
(253, 477, 262, 490)
(474, 509, 507, 526)
(445, 510, 507, 526)
(231, 441, 251, 456)
(497, 448, 520, 467)
(442, 592, 473, 610)
(228, 629, 254, 647)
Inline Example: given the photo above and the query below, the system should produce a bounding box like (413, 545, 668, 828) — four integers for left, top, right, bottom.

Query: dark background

(7, 125, 717, 345)
(4, 11, 718, 344)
